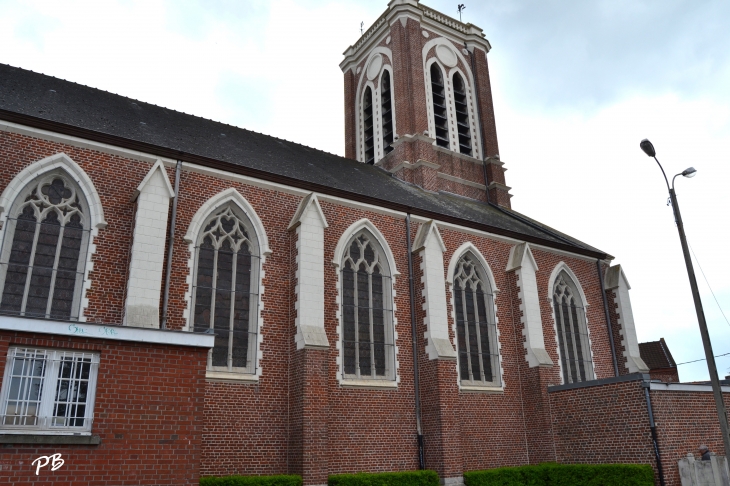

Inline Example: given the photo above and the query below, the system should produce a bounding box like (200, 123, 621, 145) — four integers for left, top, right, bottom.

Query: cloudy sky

(1, 0, 728, 381)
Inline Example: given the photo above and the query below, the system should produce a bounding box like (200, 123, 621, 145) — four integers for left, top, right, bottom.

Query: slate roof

(0, 63, 606, 258)
(639, 338, 677, 370)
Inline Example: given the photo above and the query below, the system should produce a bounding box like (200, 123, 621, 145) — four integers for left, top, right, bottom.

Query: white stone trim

(124, 161, 173, 329)
(354, 47, 394, 164)
(332, 218, 400, 387)
(546, 261, 596, 384)
(0, 152, 106, 229)
(605, 265, 649, 373)
(132, 159, 174, 201)
(423, 37, 482, 159)
(413, 221, 455, 360)
(506, 243, 553, 368)
(650, 382, 730, 393)
(445, 241, 504, 391)
(0, 315, 214, 348)
(290, 194, 330, 350)
(0, 152, 107, 323)
(183, 188, 270, 381)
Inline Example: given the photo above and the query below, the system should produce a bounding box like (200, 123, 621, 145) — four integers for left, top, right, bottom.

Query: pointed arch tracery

(186, 190, 267, 377)
(550, 266, 594, 384)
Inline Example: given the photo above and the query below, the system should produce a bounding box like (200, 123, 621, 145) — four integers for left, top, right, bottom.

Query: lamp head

(640, 139, 656, 157)
(682, 167, 697, 178)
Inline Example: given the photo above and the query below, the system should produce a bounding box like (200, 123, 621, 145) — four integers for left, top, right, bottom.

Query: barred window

(453, 253, 500, 387)
(552, 271, 594, 384)
(341, 231, 395, 381)
(0, 347, 99, 433)
(191, 205, 260, 375)
(0, 173, 90, 321)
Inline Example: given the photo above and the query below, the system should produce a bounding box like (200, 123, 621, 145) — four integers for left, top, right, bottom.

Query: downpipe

(161, 160, 182, 330)
(643, 379, 666, 486)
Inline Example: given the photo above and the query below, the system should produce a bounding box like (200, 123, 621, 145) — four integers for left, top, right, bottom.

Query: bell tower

(341, 0, 512, 207)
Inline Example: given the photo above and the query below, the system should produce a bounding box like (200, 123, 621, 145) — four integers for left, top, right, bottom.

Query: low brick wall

(0, 331, 209, 485)
(548, 374, 730, 486)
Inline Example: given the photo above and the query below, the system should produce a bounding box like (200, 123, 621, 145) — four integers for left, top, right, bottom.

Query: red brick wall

(548, 379, 657, 475)
(651, 389, 730, 486)
(649, 369, 680, 383)
(0, 331, 208, 485)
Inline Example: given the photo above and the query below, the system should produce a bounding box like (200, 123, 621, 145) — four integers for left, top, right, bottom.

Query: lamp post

(640, 138, 730, 459)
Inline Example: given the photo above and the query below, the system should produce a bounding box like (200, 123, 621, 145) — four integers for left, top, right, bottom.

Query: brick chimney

(341, 0, 512, 207)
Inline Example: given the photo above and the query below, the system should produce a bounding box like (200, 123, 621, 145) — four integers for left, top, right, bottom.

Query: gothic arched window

(381, 70, 394, 156)
(452, 72, 472, 157)
(552, 271, 594, 384)
(453, 253, 500, 387)
(0, 172, 90, 321)
(430, 63, 450, 149)
(191, 204, 260, 374)
(363, 86, 375, 164)
(340, 231, 395, 381)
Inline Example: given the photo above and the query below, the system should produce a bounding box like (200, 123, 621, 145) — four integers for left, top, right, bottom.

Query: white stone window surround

(604, 264, 649, 374)
(183, 188, 271, 383)
(332, 218, 400, 389)
(445, 242, 504, 393)
(124, 160, 174, 329)
(0, 346, 100, 435)
(547, 262, 596, 385)
(422, 38, 482, 160)
(288, 193, 330, 350)
(0, 153, 107, 323)
(354, 47, 396, 165)
(505, 243, 553, 368)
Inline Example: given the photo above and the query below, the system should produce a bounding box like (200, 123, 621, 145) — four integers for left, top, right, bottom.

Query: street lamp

(640, 138, 730, 460)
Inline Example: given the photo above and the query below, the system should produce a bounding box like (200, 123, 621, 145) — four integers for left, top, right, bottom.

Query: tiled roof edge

(0, 108, 607, 260)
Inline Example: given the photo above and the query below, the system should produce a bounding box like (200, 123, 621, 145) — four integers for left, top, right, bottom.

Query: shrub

(329, 470, 439, 486)
(200, 474, 303, 486)
(463, 463, 654, 486)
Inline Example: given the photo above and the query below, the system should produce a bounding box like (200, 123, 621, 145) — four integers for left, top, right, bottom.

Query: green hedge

(200, 474, 303, 486)
(463, 463, 654, 486)
(329, 470, 439, 486)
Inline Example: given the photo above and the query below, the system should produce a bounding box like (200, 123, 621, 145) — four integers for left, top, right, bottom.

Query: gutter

(0, 109, 607, 260)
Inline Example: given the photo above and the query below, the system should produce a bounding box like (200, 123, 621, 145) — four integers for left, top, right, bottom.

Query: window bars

(452, 73, 472, 157)
(453, 253, 500, 387)
(363, 87, 375, 164)
(0, 175, 90, 321)
(341, 233, 395, 381)
(381, 70, 395, 156)
(0, 347, 99, 432)
(553, 273, 594, 384)
(191, 206, 260, 375)
(430, 64, 450, 149)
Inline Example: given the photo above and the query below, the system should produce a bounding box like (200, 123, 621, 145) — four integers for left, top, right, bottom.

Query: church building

(0, 1, 726, 485)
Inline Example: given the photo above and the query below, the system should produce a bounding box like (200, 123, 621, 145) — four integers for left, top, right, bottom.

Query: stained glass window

(453, 253, 500, 387)
(192, 205, 259, 374)
(552, 272, 594, 384)
(0, 174, 89, 321)
(341, 231, 394, 380)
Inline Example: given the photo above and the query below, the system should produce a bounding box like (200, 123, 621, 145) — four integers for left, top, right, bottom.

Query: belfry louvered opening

(552, 271, 594, 384)
(453, 253, 500, 387)
(452, 73, 472, 156)
(0, 172, 91, 322)
(430, 63, 450, 149)
(381, 71, 394, 156)
(340, 231, 395, 381)
(363, 86, 375, 164)
(191, 204, 260, 375)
